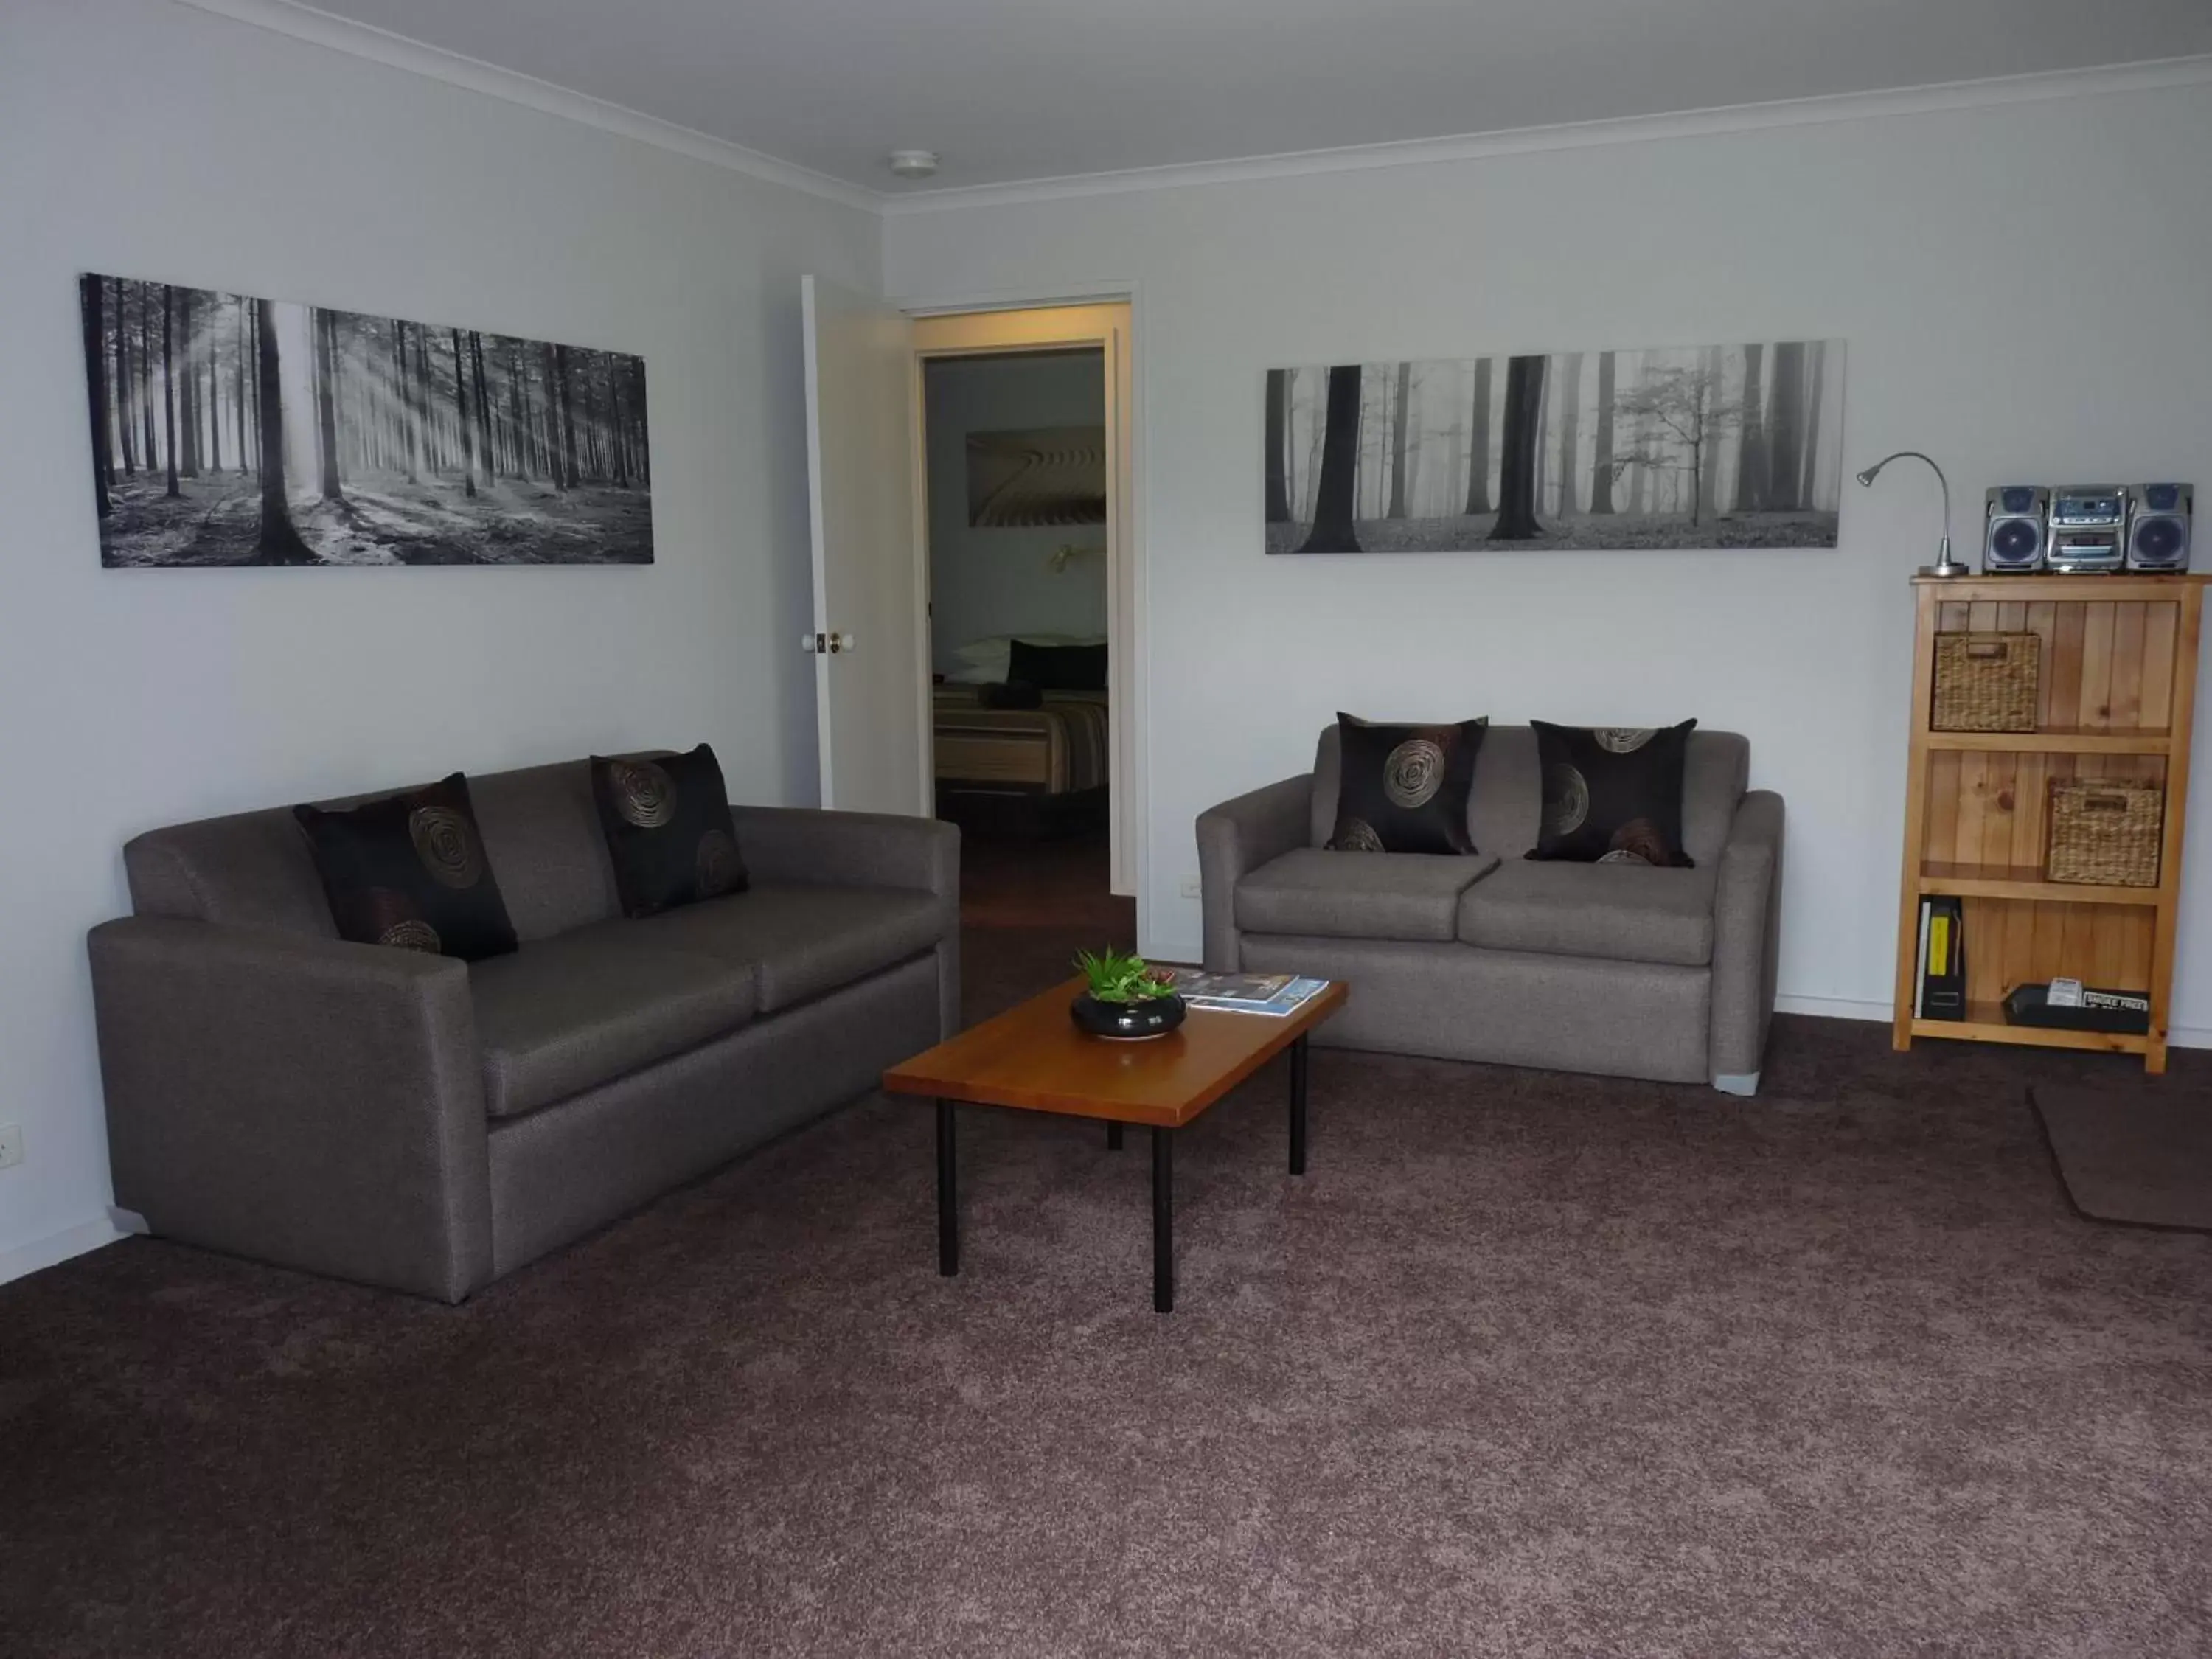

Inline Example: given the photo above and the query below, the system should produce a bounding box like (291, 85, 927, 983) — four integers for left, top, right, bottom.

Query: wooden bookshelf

(1893, 573, 2207, 1073)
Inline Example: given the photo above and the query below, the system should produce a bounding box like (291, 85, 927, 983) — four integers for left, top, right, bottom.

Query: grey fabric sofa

(1197, 724, 1783, 1093)
(88, 758, 959, 1302)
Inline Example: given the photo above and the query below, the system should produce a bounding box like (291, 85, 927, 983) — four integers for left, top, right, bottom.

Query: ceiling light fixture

(886, 149, 939, 180)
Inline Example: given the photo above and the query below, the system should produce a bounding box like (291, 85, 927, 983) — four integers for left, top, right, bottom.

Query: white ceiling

(285, 0, 2212, 192)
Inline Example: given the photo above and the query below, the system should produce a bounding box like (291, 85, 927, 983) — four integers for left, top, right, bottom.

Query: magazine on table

(1169, 970, 1329, 1017)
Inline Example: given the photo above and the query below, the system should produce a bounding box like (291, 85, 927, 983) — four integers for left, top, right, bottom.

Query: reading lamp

(1857, 450, 1967, 577)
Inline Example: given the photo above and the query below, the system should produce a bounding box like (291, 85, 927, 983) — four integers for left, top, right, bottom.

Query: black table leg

(936, 1099, 959, 1276)
(1107, 1121, 1124, 1151)
(1152, 1126, 1174, 1312)
(1289, 1032, 1310, 1176)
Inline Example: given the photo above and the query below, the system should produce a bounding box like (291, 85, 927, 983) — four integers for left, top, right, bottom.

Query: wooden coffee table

(882, 975, 1348, 1312)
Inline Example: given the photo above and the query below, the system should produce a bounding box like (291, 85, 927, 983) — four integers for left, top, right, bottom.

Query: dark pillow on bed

(980, 680, 1043, 709)
(1006, 639, 1105, 692)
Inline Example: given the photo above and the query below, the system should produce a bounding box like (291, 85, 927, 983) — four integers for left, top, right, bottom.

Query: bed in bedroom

(932, 682, 1110, 837)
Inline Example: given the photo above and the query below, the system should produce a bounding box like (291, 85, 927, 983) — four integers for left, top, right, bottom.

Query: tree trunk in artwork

(1766, 342, 1806, 512)
(139, 293, 156, 473)
(80, 276, 112, 515)
(112, 277, 136, 477)
(394, 321, 419, 483)
(506, 341, 528, 480)
(161, 285, 180, 498)
(1464, 358, 1492, 515)
(415, 331, 437, 471)
(1799, 342, 1826, 509)
(1588, 352, 1617, 514)
(1490, 355, 1547, 541)
(451, 329, 477, 498)
(554, 344, 579, 490)
(1264, 368, 1292, 524)
(178, 288, 201, 478)
(255, 299, 315, 564)
(1386, 361, 1411, 519)
(1295, 365, 1363, 554)
(1553, 352, 1583, 518)
(315, 311, 343, 502)
(1733, 344, 1767, 513)
(1695, 348, 1722, 522)
(471, 331, 495, 481)
(201, 305, 220, 475)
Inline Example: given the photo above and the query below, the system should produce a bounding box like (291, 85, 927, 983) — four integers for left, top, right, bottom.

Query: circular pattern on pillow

(1332, 818, 1385, 852)
(408, 804, 484, 890)
(1383, 738, 1447, 808)
(606, 759, 678, 829)
(378, 918, 442, 952)
(1593, 728, 1656, 754)
(696, 830, 742, 896)
(1542, 763, 1590, 836)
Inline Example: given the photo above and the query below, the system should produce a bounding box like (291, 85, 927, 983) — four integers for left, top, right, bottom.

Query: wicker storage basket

(2047, 779, 2163, 886)
(1932, 633, 2040, 731)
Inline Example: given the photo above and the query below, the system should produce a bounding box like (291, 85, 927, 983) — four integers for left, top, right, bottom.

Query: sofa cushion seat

(574, 883, 948, 1012)
(1236, 848, 1500, 943)
(470, 935, 759, 1121)
(1455, 860, 1718, 967)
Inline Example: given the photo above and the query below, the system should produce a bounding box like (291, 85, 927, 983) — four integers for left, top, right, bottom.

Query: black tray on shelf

(2003, 983, 2150, 1035)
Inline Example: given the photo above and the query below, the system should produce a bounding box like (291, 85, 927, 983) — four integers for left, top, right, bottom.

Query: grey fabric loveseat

(88, 758, 959, 1301)
(1197, 724, 1783, 1093)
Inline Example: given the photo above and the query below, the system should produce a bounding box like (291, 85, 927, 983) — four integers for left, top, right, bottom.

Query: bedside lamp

(1857, 451, 1968, 578)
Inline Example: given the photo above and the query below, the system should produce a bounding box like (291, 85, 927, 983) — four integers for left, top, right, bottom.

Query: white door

(801, 275, 925, 814)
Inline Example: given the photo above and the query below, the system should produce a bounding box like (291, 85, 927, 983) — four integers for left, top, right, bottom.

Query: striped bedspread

(933, 686, 1110, 794)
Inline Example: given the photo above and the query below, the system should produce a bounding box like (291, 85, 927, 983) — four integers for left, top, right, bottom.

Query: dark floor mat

(2033, 1082, 2212, 1232)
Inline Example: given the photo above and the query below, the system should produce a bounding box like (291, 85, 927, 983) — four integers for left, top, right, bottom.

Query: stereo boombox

(1983, 483, 2194, 574)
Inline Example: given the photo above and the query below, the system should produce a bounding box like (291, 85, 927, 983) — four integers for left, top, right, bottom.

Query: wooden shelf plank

(1910, 1004, 2150, 1054)
(1916, 862, 2163, 905)
(1912, 574, 2211, 601)
(1923, 726, 2172, 754)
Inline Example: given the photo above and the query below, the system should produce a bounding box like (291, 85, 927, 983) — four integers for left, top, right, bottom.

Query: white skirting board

(0, 1214, 130, 1287)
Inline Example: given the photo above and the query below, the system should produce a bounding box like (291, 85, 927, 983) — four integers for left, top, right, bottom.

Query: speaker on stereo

(2126, 483, 2193, 572)
(1983, 485, 2048, 573)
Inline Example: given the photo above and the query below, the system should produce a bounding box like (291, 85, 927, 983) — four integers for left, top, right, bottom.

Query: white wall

(0, 0, 877, 1276)
(925, 351, 1108, 672)
(885, 77, 2212, 1027)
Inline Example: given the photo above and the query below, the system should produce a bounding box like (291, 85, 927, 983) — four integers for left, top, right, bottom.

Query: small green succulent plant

(1074, 946, 1179, 1004)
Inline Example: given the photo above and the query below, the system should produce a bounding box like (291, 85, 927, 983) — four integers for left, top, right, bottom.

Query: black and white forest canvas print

(80, 274, 652, 566)
(1265, 341, 1844, 554)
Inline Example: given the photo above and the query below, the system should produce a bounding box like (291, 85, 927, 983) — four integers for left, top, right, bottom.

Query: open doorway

(911, 305, 1136, 995)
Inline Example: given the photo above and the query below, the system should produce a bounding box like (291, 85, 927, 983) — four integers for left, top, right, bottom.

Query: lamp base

(1919, 560, 1972, 579)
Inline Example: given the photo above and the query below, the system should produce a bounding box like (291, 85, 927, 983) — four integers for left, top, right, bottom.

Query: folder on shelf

(1916, 896, 1966, 1021)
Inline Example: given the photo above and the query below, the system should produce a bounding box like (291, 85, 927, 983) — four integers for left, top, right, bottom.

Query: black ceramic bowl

(1070, 991, 1187, 1041)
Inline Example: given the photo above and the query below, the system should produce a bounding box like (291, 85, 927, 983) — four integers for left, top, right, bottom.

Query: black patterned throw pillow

(1328, 713, 1487, 855)
(294, 773, 518, 961)
(590, 744, 748, 918)
(1527, 720, 1698, 866)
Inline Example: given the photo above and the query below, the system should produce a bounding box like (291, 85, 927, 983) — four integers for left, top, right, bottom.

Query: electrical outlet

(0, 1124, 21, 1171)
(1178, 878, 1202, 900)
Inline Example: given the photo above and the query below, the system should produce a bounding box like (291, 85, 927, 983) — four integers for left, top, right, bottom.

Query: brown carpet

(6, 841, 2212, 1655)
(2034, 1083, 2212, 1232)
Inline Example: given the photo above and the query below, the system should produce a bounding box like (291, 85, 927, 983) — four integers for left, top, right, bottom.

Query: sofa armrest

(1709, 790, 1785, 1092)
(88, 917, 493, 1301)
(731, 806, 959, 902)
(1195, 774, 1314, 971)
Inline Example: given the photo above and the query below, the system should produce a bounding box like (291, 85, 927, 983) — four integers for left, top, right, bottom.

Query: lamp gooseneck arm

(1861, 449, 1955, 568)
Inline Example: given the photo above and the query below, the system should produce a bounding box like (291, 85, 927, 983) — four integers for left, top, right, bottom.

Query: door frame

(900, 287, 1145, 905)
